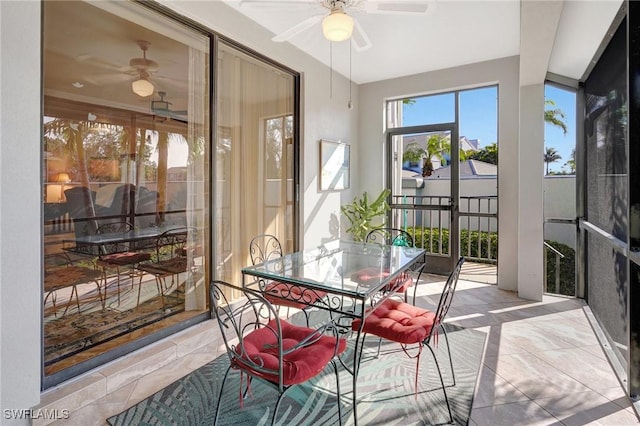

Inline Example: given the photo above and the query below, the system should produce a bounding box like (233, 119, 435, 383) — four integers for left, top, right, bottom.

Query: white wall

(518, 84, 545, 301)
(358, 57, 521, 292)
(0, 1, 43, 423)
(544, 175, 577, 249)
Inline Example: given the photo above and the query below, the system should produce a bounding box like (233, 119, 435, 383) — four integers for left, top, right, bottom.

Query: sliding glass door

(216, 42, 297, 287)
(42, 0, 210, 387)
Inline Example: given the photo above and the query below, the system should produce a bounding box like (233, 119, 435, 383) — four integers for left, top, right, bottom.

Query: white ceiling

(221, 0, 623, 85)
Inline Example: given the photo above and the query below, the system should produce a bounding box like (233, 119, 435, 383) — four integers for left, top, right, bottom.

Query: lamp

(54, 172, 71, 202)
(131, 71, 154, 97)
(322, 7, 353, 42)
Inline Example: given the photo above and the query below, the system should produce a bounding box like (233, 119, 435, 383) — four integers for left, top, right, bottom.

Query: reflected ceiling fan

(238, 0, 436, 51)
(83, 40, 172, 97)
(151, 91, 187, 121)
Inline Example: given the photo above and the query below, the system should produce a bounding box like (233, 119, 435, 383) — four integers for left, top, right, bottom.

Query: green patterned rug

(107, 323, 486, 425)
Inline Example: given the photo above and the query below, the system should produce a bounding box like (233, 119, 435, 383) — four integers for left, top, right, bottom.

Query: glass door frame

(385, 123, 460, 274)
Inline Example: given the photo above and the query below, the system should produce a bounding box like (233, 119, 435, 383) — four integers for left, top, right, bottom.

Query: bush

(544, 240, 575, 296)
(406, 227, 497, 261)
(405, 228, 576, 296)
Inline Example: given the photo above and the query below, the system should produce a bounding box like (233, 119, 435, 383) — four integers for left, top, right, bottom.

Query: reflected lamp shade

(54, 172, 71, 183)
(322, 10, 354, 42)
(131, 78, 154, 97)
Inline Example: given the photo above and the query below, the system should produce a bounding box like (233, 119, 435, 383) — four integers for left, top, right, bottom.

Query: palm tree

(564, 148, 576, 174)
(544, 99, 568, 135)
(544, 147, 562, 175)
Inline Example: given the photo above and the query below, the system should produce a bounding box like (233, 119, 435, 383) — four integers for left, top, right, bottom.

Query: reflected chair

(95, 221, 151, 304)
(44, 252, 104, 316)
(136, 227, 193, 307)
(351, 256, 465, 424)
(210, 280, 346, 426)
(249, 234, 326, 326)
(364, 227, 425, 304)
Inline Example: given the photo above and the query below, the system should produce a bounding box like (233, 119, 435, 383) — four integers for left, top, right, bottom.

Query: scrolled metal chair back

(249, 234, 284, 265)
(210, 280, 285, 386)
(366, 227, 414, 247)
(431, 257, 465, 338)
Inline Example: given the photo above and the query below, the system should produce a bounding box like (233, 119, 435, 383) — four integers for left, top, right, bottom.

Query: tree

(544, 147, 562, 175)
(544, 99, 568, 135)
(544, 98, 569, 174)
(421, 134, 470, 177)
(468, 142, 498, 165)
(564, 148, 576, 174)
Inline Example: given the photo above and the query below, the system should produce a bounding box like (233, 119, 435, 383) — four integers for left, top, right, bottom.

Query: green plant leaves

(340, 188, 391, 242)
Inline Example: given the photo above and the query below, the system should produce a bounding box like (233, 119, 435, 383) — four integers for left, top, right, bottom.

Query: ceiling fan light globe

(322, 11, 353, 42)
(131, 78, 154, 97)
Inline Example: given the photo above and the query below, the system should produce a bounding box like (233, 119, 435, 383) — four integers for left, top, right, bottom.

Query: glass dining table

(241, 239, 426, 425)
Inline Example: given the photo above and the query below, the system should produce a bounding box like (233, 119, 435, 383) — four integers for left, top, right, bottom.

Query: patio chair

(95, 221, 151, 304)
(210, 280, 346, 425)
(136, 227, 194, 307)
(249, 234, 326, 326)
(364, 227, 425, 304)
(351, 256, 465, 424)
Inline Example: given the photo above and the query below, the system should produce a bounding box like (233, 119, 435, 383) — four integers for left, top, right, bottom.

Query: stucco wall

(357, 56, 521, 291)
(1, 1, 43, 423)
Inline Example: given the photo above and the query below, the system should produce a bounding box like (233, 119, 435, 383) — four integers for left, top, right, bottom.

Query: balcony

(34, 263, 637, 425)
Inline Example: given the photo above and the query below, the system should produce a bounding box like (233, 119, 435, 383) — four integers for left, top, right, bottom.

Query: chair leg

(136, 274, 144, 307)
(272, 390, 287, 426)
(424, 343, 454, 424)
(439, 325, 456, 387)
(301, 308, 310, 327)
(332, 359, 343, 425)
(213, 365, 232, 426)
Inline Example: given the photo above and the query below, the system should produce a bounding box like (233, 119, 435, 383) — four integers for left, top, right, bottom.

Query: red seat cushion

(264, 281, 326, 309)
(99, 251, 151, 266)
(234, 319, 346, 385)
(351, 299, 436, 345)
(351, 267, 413, 293)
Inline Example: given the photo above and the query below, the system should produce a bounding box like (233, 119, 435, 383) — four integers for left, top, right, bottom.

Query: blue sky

(544, 85, 576, 173)
(402, 84, 576, 173)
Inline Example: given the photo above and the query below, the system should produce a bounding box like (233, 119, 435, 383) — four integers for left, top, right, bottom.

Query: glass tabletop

(241, 240, 425, 298)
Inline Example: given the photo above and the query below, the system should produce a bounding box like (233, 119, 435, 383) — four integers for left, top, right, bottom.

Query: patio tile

(470, 400, 562, 426)
(472, 365, 529, 408)
(534, 390, 639, 426)
(531, 348, 620, 391)
(483, 352, 590, 399)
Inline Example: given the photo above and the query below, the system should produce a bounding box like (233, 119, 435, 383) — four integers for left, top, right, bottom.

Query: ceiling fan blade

(362, 0, 436, 15)
(84, 73, 132, 86)
(239, 0, 317, 9)
(272, 14, 324, 42)
(351, 19, 372, 52)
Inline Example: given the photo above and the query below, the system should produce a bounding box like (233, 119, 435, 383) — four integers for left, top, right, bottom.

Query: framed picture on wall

(319, 139, 350, 191)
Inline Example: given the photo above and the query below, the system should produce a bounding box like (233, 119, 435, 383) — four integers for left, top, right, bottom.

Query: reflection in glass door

(42, 1, 210, 387)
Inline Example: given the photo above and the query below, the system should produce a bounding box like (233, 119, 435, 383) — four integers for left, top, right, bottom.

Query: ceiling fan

(150, 91, 187, 121)
(238, 0, 436, 52)
(83, 40, 170, 97)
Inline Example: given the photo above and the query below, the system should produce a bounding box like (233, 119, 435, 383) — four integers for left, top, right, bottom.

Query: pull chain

(330, 41, 333, 99)
(348, 40, 353, 110)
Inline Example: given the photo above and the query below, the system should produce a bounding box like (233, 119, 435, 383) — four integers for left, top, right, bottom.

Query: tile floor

(37, 270, 640, 425)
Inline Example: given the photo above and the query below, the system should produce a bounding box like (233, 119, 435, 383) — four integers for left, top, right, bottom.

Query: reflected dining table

(241, 239, 425, 425)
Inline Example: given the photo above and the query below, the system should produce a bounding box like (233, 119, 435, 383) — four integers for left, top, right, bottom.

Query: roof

(428, 159, 497, 179)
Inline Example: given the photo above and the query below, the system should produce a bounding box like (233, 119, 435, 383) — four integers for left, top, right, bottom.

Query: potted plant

(341, 188, 391, 242)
